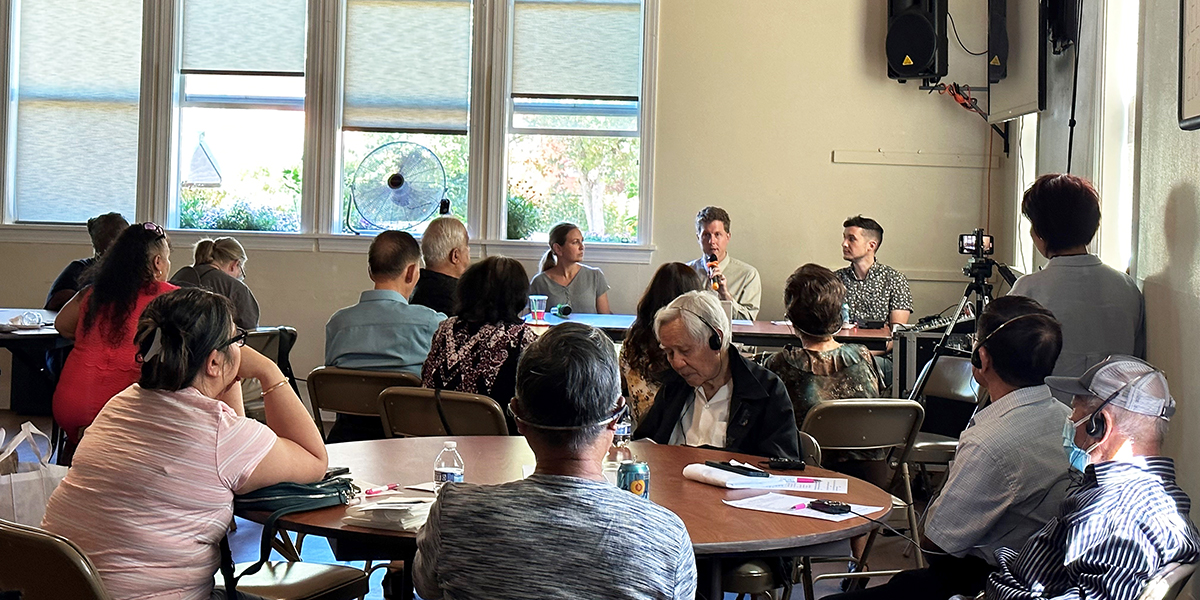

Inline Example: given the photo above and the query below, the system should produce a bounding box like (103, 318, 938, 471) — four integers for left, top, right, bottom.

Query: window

(173, 0, 308, 232)
(1095, 0, 1139, 272)
(339, 0, 473, 235)
(504, 0, 645, 243)
(10, 0, 143, 224)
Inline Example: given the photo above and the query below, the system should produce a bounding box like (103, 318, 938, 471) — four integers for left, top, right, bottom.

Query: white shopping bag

(0, 422, 69, 526)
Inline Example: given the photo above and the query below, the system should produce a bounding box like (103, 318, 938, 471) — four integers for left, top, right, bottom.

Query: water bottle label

(615, 423, 631, 437)
(434, 467, 464, 484)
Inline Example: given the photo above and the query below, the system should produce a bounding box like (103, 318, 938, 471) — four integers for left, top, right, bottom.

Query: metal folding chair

(305, 367, 422, 440)
(378, 387, 507, 437)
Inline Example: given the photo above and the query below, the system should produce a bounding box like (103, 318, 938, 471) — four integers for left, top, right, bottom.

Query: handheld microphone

(550, 304, 572, 317)
(706, 253, 720, 291)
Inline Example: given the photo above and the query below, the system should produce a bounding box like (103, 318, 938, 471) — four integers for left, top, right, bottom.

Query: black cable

(847, 510, 957, 556)
(1066, 1, 1084, 173)
(948, 13, 987, 56)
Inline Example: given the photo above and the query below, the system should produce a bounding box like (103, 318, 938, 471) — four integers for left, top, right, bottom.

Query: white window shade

(12, 0, 142, 223)
(343, 0, 472, 132)
(511, 0, 642, 100)
(182, 0, 308, 73)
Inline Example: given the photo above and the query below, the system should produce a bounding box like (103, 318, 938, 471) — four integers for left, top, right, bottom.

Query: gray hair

(421, 217, 468, 267)
(1079, 395, 1169, 449)
(515, 322, 621, 452)
(653, 290, 729, 351)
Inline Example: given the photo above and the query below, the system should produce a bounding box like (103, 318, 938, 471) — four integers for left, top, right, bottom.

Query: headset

(1079, 357, 1161, 439)
(970, 313, 1052, 369)
(677, 306, 724, 351)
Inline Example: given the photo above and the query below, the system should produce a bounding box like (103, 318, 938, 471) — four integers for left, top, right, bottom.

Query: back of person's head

(83, 223, 170, 338)
(456, 256, 529, 325)
(514, 322, 621, 451)
(974, 295, 1062, 388)
(136, 288, 235, 391)
(654, 290, 730, 351)
(421, 217, 468, 267)
(843, 215, 884, 250)
(626, 263, 706, 374)
(784, 264, 846, 338)
(86, 212, 129, 256)
(368, 230, 421, 279)
(1021, 173, 1101, 254)
(695, 206, 732, 235)
(541, 222, 580, 271)
(193, 237, 247, 268)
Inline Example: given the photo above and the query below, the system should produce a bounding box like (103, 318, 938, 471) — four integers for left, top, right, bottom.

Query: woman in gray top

(170, 236, 260, 330)
(528, 222, 611, 314)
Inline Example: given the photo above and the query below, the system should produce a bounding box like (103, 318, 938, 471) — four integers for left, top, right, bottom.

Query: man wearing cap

(983, 355, 1200, 600)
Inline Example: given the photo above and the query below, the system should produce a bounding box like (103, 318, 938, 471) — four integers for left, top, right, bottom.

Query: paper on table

(724, 492, 886, 523)
(343, 497, 433, 532)
(682, 464, 848, 493)
(405, 481, 439, 493)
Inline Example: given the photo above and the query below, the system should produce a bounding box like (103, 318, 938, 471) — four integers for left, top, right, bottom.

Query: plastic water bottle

(433, 441, 464, 490)
(603, 411, 634, 484)
(841, 302, 852, 328)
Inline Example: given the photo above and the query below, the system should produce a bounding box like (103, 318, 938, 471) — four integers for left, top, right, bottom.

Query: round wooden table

(247, 437, 893, 599)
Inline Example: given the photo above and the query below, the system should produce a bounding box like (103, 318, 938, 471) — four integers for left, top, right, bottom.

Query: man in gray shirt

(686, 206, 762, 320)
(1009, 173, 1145, 401)
(414, 322, 697, 600)
(825, 296, 1071, 600)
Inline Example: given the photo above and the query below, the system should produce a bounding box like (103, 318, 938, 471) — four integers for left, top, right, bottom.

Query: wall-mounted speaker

(989, 0, 1009, 83)
(886, 0, 948, 84)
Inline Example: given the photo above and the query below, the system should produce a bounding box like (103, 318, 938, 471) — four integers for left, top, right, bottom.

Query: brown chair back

(798, 430, 823, 466)
(801, 399, 924, 466)
(1138, 561, 1200, 600)
(378, 387, 508, 437)
(306, 367, 422, 439)
(0, 518, 112, 599)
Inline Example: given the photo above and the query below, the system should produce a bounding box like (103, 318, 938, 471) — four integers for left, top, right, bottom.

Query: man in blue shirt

(324, 230, 446, 442)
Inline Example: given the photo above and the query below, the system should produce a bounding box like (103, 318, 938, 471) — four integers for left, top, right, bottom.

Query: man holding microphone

(686, 206, 762, 321)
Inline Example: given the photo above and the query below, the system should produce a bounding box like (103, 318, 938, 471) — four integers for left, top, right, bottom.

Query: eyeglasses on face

(220, 327, 248, 349)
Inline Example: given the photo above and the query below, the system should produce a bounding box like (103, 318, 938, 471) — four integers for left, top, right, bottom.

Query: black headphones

(677, 306, 723, 351)
(970, 313, 1049, 369)
(1081, 359, 1161, 439)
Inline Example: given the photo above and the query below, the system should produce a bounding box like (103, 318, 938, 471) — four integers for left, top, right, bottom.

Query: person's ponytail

(540, 249, 556, 272)
(193, 239, 216, 265)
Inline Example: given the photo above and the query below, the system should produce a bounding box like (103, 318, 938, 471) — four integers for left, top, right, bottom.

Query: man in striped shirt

(984, 355, 1200, 600)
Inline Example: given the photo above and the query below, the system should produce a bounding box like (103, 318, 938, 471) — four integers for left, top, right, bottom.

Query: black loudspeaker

(886, 0, 948, 83)
(988, 0, 1008, 83)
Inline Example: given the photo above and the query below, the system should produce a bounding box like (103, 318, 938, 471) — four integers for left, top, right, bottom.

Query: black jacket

(633, 347, 800, 460)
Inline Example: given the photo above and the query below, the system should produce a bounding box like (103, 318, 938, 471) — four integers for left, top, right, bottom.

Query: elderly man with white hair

(633, 290, 799, 460)
(411, 216, 470, 315)
(979, 355, 1200, 600)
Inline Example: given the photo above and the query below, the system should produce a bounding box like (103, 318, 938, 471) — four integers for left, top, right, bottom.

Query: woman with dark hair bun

(422, 256, 539, 434)
(170, 236, 260, 329)
(42, 287, 327, 600)
(52, 222, 178, 447)
(619, 262, 705, 425)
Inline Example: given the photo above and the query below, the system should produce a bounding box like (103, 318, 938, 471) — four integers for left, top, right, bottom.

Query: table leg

(707, 557, 722, 600)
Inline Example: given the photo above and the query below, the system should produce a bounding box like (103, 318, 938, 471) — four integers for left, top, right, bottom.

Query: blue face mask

(1062, 419, 1096, 472)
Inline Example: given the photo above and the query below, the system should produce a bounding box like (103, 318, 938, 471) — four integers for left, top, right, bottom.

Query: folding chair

(243, 326, 301, 422)
(910, 356, 983, 492)
(305, 367, 422, 440)
(378, 387, 507, 437)
(1137, 561, 1200, 600)
(0, 518, 112, 599)
(798, 399, 925, 596)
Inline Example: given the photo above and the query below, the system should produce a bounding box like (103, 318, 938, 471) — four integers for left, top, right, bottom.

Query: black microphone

(706, 253, 720, 291)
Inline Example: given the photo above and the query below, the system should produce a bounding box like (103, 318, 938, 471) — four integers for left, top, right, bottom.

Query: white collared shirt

(670, 381, 733, 448)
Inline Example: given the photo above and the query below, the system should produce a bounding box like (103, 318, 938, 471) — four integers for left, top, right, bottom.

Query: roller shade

(343, 0, 472, 132)
(13, 0, 142, 223)
(182, 0, 308, 73)
(511, 0, 642, 100)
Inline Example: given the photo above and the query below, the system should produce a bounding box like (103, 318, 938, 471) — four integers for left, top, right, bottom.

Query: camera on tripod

(960, 228, 997, 281)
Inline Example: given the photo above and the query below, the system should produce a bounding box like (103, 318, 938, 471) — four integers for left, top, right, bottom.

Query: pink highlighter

(365, 483, 401, 496)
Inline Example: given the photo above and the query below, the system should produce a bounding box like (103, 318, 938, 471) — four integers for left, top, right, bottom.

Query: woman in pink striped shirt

(42, 288, 328, 600)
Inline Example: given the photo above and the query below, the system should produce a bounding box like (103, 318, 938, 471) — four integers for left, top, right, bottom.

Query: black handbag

(218, 476, 357, 594)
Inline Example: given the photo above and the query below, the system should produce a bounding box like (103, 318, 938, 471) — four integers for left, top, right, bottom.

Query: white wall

(0, 1, 1014, 405)
(1135, 0, 1200, 501)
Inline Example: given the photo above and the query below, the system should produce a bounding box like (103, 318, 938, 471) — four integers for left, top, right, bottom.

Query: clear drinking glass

(529, 294, 548, 323)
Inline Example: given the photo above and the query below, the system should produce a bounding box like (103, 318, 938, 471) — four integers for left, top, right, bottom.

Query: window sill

(0, 225, 658, 265)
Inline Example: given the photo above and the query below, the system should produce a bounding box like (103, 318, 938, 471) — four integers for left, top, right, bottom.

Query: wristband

(262, 379, 290, 396)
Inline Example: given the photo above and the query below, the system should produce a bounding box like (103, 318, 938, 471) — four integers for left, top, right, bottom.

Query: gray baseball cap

(1045, 355, 1175, 420)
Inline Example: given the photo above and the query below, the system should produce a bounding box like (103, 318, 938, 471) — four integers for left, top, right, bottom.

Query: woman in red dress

(53, 222, 177, 445)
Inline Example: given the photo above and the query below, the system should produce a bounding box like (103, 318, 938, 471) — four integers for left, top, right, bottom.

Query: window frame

(0, 0, 659, 263)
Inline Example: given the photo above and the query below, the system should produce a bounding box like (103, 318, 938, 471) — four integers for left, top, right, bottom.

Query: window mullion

(481, 0, 513, 241)
(0, 0, 14, 224)
(136, 0, 182, 226)
(303, 0, 345, 235)
(466, 0, 498, 241)
(637, 0, 658, 246)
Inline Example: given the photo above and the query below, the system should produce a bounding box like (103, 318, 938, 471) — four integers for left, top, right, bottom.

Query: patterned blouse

(764, 343, 884, 461)
(422, 318, 539, 432)
(835, 261, 914, 322)
(618, 348, 668, 428)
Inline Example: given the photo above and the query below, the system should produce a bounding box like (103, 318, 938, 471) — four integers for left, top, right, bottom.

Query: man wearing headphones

(633, 290, 800, 460)
(828, 296, 1072, 600)
(982, 355, 1200, 600)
